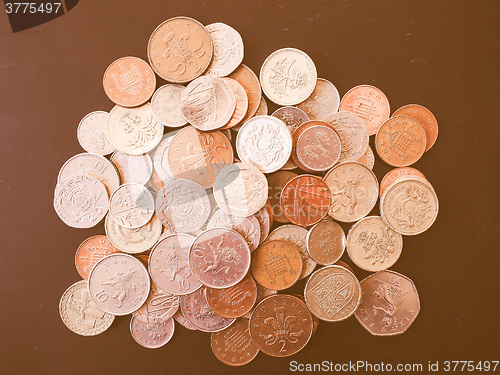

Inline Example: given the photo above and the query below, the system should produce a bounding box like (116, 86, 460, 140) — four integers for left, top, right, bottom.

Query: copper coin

(130, 315, 175, 348)
(211, 318, 259, 366)
(110, 151, 153, 185)
(147, 16, 213, 83)
(347, 216, 403, 271)
(254, 96, 268, 117)
(280, 175, 331, 227)
(250, 240, 302, 290)
(75, 235, 121, 279)
(249, 294, 313, 357)
(296, 125, 342, 172)
(297, 78, 340, 120)
(323, 161, 379, 222)
(149, 233, 201, 295)
(306, 220, 346, 266)
(339, 84, 390, 135)
(189, 228, 251, 289)
(220, 77, 248, 129)
(393, 104, 438, 151)
(253, 206, 271, 244)
(109, 183, 154, 229)
(228, 64, 262, 122)
(242, 282, 277, 319)
(292, 294, 320, 335)
(134, 254, 150, 268)
(375, 115, 427, 167)
(267, 171, 298, 223)
(151, 84, 188, 127)
(379, 167, 426, 196)
(168, 126, 233, 188)
(103, 56, 156, 107)
(304, 265, 361, 322)
(206, 274, 258, 318)
(354, 270, 420, 336)
(180, 76, 236, 131)
(291, 120, 330, 172)
(180, 287, 235, 332)
(271, 106, 310, 133)
(334, 260, 354, 273)
(133, 281, 180, 323)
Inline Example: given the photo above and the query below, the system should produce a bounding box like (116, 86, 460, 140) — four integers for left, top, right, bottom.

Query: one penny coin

(75, 235, 121, 279)
(228, 64, 262, 122)
(379, 167, 426, 196)
(393, 104, 438, 152)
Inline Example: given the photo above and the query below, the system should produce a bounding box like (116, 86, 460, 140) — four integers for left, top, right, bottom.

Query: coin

(323, 161, 379, 222)
(77, 111, 115, 155)
(109, 183, 154, 229)
(220, 77, 248, 129)
(147, 16, 213, 83)
(59, 280, 114, 336)
(323, 111, 369, 162)
(75, 235, 121, 279)
(297, 78, 340, 120)
(168, 126, 233, 188)
(149, 233, 202, 295)
(173, 309, 198, 330)
(207, 209, 261, 252)
(304, 265, 361, 322)
(356, 146, 375, 170)
(106, 103, 163, 155)
(379, 167, 426, 196)
(306, 220, 345, 266)
(292, 294, 320, 335)
(228, 64, 262, 122)
(334, 260, 354, 273)
(354, 270, 420, 336)
(253, 206, 271, 244)
(155, 179, 211, 233)
(58, 152, 120, 195)
(347, 216, 403, 271)
(271, 106, 310, 133)
(213, 163, 268, 218)
(375, 115, 427, 167)
(189, 228, 251, 289)
(181, 76, 236, 130)
(206, 274, 258, 318)
(393, 104, 438, 151)
(296, 124, 342, 171)
(236, 115, 293, 173)
(380, 177, 438, 235)
(151, 84, 188, 127)
(254, 96, 268, 116)
(130, 315, 175, 348)
(241, 283, 277, 319)
(260, 48, 317, 106)
(267, 225, 316, 280)
(105, 213, 162, 254)
(205, 23, 244, 77)
(250, 240, 302, 290)
(133, 281, 180, 322)
(180, 287, 235, 332)
(153, 129, 180, 183)
(110, 151, 153, 185)
(249, 294, 313, 357)
(267, 171, 298, 223)
(339, 84, 390, 135)
(211, 318, 259, 366)
(280, 175, 331, 226)
(54, 174, 109, 228)
(88, 253, 150, 316)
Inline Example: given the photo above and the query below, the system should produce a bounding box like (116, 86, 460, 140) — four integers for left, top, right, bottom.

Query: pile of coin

(55, 16, 439, 364)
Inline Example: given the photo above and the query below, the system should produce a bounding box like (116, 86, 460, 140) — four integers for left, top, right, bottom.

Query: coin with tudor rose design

(59, 280, 115, 336)
(306, 220, 346, 266)
(260, 48, 317, 106)
(147, 16, 213, 83)
(88, 253, 150, 316)
(249, 294, 313, 357)
(130, 315, 175, 348)
(354, 270, 420, 336)
(205, 23, 244, 77)
(304, 265, 361, 322)
(149, 233, 202, 295)
(206, 273, 257, 318)
(189, 228, 251, 289)
(75, 235, 121, 279)
(109, 183, 154, 229)
(77, 111, 115, 156)
(347, 216, 403, 271)
(151, 84, 188, 127)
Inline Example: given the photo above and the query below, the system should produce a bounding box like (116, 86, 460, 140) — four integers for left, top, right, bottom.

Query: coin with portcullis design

(206, 273, 257, 318)
(75, 235, 121, 279)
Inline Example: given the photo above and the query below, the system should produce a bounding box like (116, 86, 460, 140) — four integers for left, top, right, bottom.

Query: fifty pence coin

(297, 78, 340, 120)
(205, 22, 244, 77)
(130, 315, 175, 348)
(109, 183, 154, 229)
(306, 220, 346, 266)
(77, 111, 115, 156)
(75, 235, 121, 279)
(151, 84, 188, 127)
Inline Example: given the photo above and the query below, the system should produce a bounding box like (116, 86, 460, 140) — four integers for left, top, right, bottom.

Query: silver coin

(151, 84, 188, 127)
(77, 111, 116, 155)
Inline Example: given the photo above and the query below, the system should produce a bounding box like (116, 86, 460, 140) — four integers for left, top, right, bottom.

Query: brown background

(1, 0, 499, 374)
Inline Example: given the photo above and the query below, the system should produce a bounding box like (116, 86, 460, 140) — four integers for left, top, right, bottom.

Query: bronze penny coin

(354, 270, 420, 336)
(250, 240, 302, 291)
(304, 265, 361, 322)
(75, 235, 121, 279)
(379, 167, 427, 197)
(267, 171, 298, 223)
(206, 274, 258, 318)
(280, 175, 331, 227)
(292, 294, 320, 335)
(249, 294, 313, 357)
(103, 56, 156, 107)
(147, 16, 213, 83)
(228, 64, 262, 122)
(220, 77, 249, 129)
(334, 260, 354, 273)
(296, 125, 342, 172)
(339, 84, 390, 135)
(375, 115, 427, 167)
(211, 318, 259, 366)
(306, 220, 345, 266)
(242, 282, 278, 319)
(393, 104, 438, 152)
